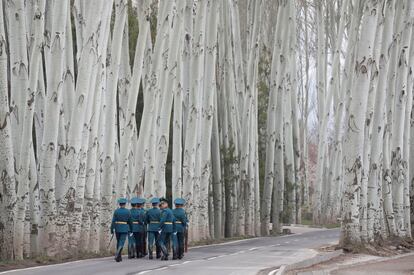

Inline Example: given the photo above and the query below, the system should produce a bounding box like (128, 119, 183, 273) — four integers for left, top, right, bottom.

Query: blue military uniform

(159, 198, 177, 260)
(130, 197, 146, 258)
(110, 198, 131, 262)
(128, 233, 136, 259)
(146, 197, 161, 259)
(173, 198, 188, 259)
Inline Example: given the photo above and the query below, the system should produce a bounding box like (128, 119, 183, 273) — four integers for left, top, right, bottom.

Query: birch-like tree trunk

(390, 0, 413, 237)
(402, 26, 414, 237)
(14, 0, 45, 259)
(197, 0, 219, 239)
(143, 0, 173, 199)
(341, 0, 379, 247)
(118, 0, 150, 198)
(38, 0, 68, 255)
(367, 0, 396, 242)
(261, 0, 288, 235)
(100, 0, 127, 250)
(0, 0, 16, 259)
(183, 0, 207, 241)
(8, 0, 29, 179)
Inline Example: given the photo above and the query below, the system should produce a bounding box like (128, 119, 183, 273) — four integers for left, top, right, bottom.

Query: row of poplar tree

(0, 0, 413, 261)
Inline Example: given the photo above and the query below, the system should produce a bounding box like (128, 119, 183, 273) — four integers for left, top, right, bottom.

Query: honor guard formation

(110, 197, 189, 262)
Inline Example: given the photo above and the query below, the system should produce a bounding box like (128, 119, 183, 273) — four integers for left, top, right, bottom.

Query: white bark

(14, 0, 45, 259)
(197, 0, 219, 239)
(100, 0, 126, 250)
(366, 0, 396, 242)
(261, 0, 288, 235)
(390, 0, 413, 237)
(182, 0, 207, 241)
(341, 0, 379, 247)
(7, 0, 29, 173)
(143, 0, 174, 199)
(153, 0, 186, 200)
(118, 0, 150, 198)
(38, 0, 68, 255)
(0, 0, 16, 259)
(403, 26, 414, 237)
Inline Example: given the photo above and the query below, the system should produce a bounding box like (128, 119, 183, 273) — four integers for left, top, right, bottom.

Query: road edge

(260, 249, 343, 275)
(319, 251, 414, 274)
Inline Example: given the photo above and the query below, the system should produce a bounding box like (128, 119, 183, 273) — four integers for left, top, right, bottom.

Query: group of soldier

(110, 197, 188, 262)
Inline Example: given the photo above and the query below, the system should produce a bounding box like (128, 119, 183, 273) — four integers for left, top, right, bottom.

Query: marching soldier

(128, 199, 136, 259)
(110, 198, 131, 262)
(173, 198, 188, 259)
(146, 197, 162, 259)
(130, 197, 147, 258)
(159, 198, 177, 261)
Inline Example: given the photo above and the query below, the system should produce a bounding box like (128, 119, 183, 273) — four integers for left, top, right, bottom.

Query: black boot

(116, 253, 122, 262)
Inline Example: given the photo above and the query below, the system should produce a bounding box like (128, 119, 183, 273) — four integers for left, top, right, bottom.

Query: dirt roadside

(287, 252, 414, 275)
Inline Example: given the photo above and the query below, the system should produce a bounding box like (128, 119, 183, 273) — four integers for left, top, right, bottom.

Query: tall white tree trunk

(402, 26, 414, 237)
(143, 0, 173, 199)
(261, 0, 288, 235)
(367, 0, 396, 242)
(14, 0, 45, 259)
(183, 0, 207, 241)
(197, 0, 219, 240)
(341, 0, 379, 247)
(100, 0, 126, 251)
(118, 0, 150, 198)
(38, 0, 68, 255)
(390, 0, 413, 237)
(0, 0, 16, 259)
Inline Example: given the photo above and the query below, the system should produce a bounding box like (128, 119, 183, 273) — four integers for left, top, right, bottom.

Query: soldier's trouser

(160, 232, 177, 257)
(176, 232, 185, 257)
(133, 232, 145, 257)
(115, 233, 127, 260)
(171, 233, 179, 258)
(144, 231, 148, 255)
(147, 231, 161, 256)
(128, 234, 136, 258)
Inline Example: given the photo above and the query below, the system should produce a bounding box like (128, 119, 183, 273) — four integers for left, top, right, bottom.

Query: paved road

(1, 228, 339, 275)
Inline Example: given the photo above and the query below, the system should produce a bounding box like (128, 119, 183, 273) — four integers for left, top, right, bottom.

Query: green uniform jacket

(111, 208, 131, 233)
(160, 208, 175, 233)
(146, 207, 161, 232)
(172, 208, 188, 233)
(130, 208, 146, 233)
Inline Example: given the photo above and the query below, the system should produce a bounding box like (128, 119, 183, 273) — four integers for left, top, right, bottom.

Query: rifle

(184, 227, 188, 253)
(107, 233, 114, 249)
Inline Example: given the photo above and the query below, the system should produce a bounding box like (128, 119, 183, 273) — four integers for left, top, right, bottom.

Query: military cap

(160, 197, 169, 204)
(130, 197, 140, 204)
(137, 198, 146, 204)
(118, 198, 127, 204)
(174, 198, 186, 205)
(150, 197, 160, 204)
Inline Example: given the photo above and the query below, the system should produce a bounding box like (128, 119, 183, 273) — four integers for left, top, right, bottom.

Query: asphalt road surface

(0, 228, 340, 275)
